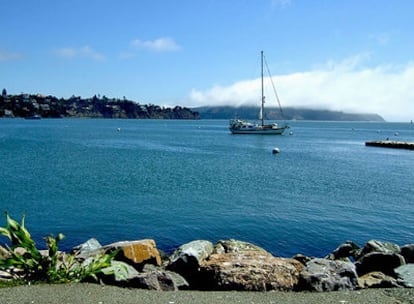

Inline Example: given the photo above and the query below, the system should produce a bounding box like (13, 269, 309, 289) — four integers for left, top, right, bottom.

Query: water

(1, 118, 414, 257)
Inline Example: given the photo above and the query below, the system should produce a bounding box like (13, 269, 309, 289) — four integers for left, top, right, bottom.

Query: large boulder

(358, 271, 401, 289)
(298, 258, 359, 292)
(355, 252, 405, 277)
(326, 241, 360, 261)
(401, 244, 414, 263)
(395, 264, 414, 288)
(104, 239, 162, 269)
(199, 240, 303, 291)
(356, 240, 400, 259)
(71, 238, 103, 259)
(167, 240, 213, 288)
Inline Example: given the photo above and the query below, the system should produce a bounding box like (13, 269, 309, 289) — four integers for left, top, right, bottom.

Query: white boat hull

(230, 128, 286, 135)
(229, 119, 288, 135)
(230, 126, 287, 135)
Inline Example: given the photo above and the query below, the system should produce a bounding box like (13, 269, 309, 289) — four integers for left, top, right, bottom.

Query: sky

(1, 0, 414, 121)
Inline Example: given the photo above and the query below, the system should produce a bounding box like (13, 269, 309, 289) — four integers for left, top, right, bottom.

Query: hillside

(193, 106, 385, 121)
(0, 92, 199, 120)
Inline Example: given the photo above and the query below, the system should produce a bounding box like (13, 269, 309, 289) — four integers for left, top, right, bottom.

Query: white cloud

(130, 37, 181, 52)
(54, 46, 106, 61)
(0, 50, 22, 61)
(188, 54, 414, 122)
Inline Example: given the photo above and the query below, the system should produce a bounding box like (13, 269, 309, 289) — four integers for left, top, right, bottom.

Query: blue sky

(1, 0, 414, 121)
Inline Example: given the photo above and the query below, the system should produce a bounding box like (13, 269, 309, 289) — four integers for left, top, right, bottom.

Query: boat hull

(229, 125, 288, 135)
(229, 119, 288, 135)
(230, 128, 287, 135)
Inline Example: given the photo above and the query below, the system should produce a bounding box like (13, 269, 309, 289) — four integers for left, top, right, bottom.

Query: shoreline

(1, 284, 413, 304)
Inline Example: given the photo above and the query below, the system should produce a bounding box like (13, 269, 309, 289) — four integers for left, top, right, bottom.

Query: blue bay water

(1, 118, 414, 257)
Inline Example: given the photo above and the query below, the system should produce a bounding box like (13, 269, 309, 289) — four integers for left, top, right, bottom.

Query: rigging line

(263, 54, 285, 120)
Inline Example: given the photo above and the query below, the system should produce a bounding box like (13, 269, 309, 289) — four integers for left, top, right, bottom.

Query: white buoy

(272, 147, 280, 154)
(117, 128, 121, 132)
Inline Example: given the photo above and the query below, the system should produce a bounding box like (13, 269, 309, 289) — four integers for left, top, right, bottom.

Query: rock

(122, 264, 189, 290)
(292, 254, 311, 265)
(358, 271, 401, 289)
(355, 252, 405, 277)
(140, 264, 189, 290)
(13, 247, 28, 256)
(401, 244, 414, 263)
(326, 241, 360, 261)
(199, 240, 303, 291)
(395, 264, 414, 288)
(167, 240, 213, 288)
(104, 239, 162, 269)
(72, 238, 102, 257)
(168, 240, 213, 269)
(0, 270, 13, 282)
(213, 239, 268, 254)
(357, 240, 400, 259)
(298, 258, 359, 292)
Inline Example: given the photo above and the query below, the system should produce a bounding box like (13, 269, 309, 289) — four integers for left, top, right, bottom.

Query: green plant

(0, 212, 121, 284)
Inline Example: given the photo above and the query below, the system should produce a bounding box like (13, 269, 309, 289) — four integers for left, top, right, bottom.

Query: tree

(2, 88, 7, 97)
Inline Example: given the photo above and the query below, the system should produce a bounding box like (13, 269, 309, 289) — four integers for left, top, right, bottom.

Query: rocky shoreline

(3, 237, 412, 292)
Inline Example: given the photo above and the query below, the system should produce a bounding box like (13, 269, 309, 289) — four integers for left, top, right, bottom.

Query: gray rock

(72, 238, 103, 258)
(358, 271, 401, 289)
(326, 241, 360, 261)
(129, 265, 189, 290)
(168, 240, 213, 267)
(357, 240, 400, 259)
(199, 241, 303, 291)
(355, 252, 405, 277)
(401, 244, 414, 263)
(292, 254, 311, 265)
(299, 258, 359, 292)
(167, 240, 213, 288)
(395, 264, 414, 288)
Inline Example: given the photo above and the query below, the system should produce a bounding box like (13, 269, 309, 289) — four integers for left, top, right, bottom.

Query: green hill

(193, 106, 385, 121)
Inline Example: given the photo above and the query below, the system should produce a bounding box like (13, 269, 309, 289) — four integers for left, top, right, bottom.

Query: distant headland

(193, 106, 385, 122)
(0, 90, 200, 120)
(0, 89, 385, 121)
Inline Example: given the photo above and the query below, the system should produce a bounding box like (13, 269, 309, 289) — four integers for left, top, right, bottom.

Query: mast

(260, 50, 265, 126)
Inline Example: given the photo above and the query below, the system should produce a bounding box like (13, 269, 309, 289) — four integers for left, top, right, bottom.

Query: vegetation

(0, 90, 199, 119)
(0, 212, 121, 286)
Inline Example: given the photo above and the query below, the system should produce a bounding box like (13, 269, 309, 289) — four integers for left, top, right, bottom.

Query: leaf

(0, 227, 11, 240)
(101, 260, 136, 281)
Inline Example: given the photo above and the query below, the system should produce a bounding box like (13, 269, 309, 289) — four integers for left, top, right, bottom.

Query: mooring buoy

(272, 147, 280, 154)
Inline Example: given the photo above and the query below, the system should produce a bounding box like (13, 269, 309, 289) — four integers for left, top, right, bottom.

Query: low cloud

(188, 54, 414, 121)
(54, 46, 106, 61)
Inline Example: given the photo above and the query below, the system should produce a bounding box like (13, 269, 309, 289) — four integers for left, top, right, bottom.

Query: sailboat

(229, 51, 289, 135)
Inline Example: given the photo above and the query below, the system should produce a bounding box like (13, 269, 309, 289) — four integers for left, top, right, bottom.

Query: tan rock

(200, 240, 303, 291)
(106, 239, 161, 267)
(358, 271, 401, 289)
